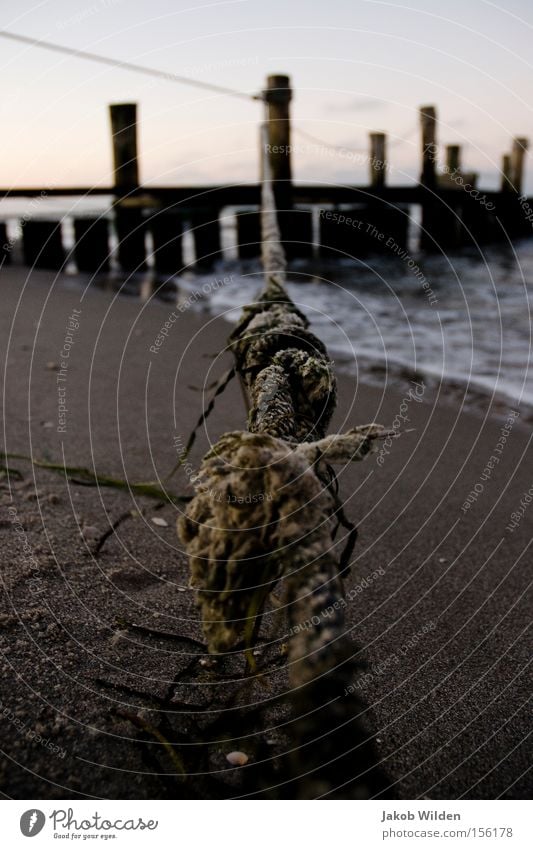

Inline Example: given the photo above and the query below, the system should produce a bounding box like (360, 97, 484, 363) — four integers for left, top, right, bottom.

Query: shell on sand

(151, 517, 168, 527)
(226, 751, 249, 766)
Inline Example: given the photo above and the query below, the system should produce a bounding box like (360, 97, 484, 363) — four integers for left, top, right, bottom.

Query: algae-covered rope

(178, 124, 389, 798)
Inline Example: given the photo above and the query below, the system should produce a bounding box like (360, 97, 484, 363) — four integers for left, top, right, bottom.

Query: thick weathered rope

(179, 427, 385, 653)
(178, 124, 389, 797)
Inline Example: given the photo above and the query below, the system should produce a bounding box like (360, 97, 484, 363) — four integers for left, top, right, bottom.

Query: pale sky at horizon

(2, 0, 533, 190)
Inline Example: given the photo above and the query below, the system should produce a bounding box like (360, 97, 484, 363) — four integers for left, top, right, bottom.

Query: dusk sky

(2, 0, 533, 190)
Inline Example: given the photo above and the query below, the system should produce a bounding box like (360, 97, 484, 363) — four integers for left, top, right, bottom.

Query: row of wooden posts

(1, 74, 531, 274)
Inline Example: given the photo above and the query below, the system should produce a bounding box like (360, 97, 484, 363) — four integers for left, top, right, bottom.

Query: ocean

(188, 241, 533, 414)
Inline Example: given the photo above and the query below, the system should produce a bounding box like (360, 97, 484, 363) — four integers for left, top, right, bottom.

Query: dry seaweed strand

(178, 124, 390, 798)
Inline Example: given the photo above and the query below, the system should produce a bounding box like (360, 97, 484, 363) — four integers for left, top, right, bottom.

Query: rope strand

(0, 29, 263, 102)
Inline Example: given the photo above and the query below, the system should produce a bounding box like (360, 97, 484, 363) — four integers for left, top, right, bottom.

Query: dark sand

(0, 266, 531, 799)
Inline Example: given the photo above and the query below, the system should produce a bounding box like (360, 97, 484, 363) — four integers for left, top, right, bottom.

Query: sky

(1, 0, 533, 190)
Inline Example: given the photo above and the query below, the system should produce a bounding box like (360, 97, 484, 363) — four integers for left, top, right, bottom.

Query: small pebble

(226, 751, 249, 766)
(151, 517, 168, 527)
(110, 630, 128, 647)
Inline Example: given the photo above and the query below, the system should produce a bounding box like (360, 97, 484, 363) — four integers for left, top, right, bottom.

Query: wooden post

(149, 211, 184, 274)
(22, 221, 65, 270)
(109, 103, 139, 189)
(109, 103, 146, 272)
(0, 223, 10, 265)
(264, 74, 292, 244)
(191, 208, 222, 268)
(446, 145, 461, 174)
(419, 105, 442, 249)
(501, 154, 513, 192)
(420, 105, 437, 187)
(369, 133, 386, 188)
(283, 208, 313, 258)
(264, 75, 292, 188)
(236, 210, 261, 258)
(73, 218, 110, 272)
(510, 137, 528, 193)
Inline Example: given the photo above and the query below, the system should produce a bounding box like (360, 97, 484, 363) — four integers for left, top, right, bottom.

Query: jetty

(1, 75, 530, 276)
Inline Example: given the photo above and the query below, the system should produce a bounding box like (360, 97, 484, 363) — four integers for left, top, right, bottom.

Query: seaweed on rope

(177, 123, 392, 799)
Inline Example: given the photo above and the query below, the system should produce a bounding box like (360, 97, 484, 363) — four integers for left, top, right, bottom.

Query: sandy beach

(0, 265, 531, 799)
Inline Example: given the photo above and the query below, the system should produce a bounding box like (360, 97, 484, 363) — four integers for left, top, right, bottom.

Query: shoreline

(25, 259, 532, 426)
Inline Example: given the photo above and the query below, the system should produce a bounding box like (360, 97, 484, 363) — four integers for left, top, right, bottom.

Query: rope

(178, 121, 391, 797)
(0, 29, 262, 102)
(180, 427, 387, 652)
(259, 123, 287, 292)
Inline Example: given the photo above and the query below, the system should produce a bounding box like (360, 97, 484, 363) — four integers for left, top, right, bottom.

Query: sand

(0, 266, 531, 799)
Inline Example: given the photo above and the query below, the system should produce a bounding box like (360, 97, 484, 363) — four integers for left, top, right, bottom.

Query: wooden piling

(501, 154, 513, 192)
(113, 208, 146, 273)
(319, 207, 358, 258)
(264, 74, 293, 232)
(22, 220, 65, 270)
(191, 208, 222, 268)
(73, 218, 110, 272)
(369, 133, 386, 188)
(109, 103, 139, 188)
(418, 105, 464, 249)
(495, 153, 518, 236)
(236, 206, 313, 260)
(109, 103, 146, 272)
(420, 106, 437, 188)
(264, 75, 292, 186)
(446, 145, 461, 174)
(236, 209, 261, 258)
(510, 137, 528, 194)
(319, 204, 408, 258)
(0, 222, 10, 265)
(278, 208, 314, 258)
(263, 75, 314, 256)
(460, 195, 498, 247)
(367, 130, 404, 254)
(149, 211, 184, 274)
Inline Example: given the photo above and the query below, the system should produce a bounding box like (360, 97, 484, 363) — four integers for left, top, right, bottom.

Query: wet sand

(0, 266, 531, 799)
